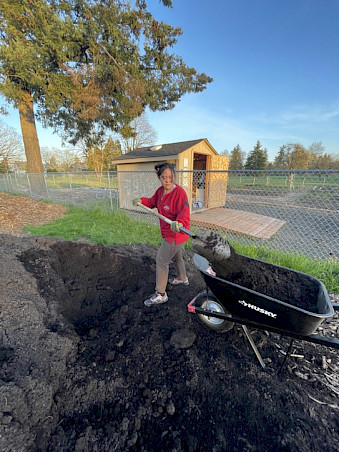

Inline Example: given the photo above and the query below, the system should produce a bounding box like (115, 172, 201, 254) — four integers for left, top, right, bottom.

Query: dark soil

(212, 250, 320, 312)
(0, 234, 338, 452)
(192, 231, 320, 312)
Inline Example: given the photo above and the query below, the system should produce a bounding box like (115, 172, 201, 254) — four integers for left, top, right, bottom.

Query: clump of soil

(0, 234, 338, 452)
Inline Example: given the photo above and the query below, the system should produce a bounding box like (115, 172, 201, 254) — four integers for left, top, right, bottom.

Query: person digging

(133, 162, 190, 307)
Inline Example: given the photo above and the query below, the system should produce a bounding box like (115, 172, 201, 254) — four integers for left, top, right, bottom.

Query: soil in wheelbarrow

(1, 234, 338, 452)
(211, 248, 320, 313)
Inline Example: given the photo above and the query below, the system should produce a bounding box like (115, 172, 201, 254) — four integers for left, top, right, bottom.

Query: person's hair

(154, 162, 176, 178)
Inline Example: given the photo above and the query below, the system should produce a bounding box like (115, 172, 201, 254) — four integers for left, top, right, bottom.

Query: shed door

(192, 153, 207, 207)
(207, 155, 229, 209)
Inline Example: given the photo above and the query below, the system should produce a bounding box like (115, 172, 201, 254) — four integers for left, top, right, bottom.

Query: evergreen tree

(0, 0, 212, 174)
(104, 138, 122, 170)
(273, 145, 290, 169)
(229, 144, 245, 170)
(245, 141, 268, 170)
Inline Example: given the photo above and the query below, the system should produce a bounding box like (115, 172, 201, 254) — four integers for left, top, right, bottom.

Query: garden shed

(113, 138, 229, 211)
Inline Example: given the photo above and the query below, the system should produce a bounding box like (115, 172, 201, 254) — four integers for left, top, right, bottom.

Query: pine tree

(0, 0, 212, 175)
(245, 141, 268, 170)
(274, 145, 290, 169)
(229, 144, 244, 170)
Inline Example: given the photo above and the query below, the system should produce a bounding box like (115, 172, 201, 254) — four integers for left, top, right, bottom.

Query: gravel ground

(225, 201, 339, 260)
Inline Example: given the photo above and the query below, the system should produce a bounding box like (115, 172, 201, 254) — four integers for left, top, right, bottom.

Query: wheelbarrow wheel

(195, 291, 235, 333)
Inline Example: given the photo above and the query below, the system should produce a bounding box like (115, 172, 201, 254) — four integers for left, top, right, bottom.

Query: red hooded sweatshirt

(140, 185, 190, 244)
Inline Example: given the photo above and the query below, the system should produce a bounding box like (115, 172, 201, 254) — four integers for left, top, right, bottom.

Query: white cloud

(251, 102, 339, 126)
(149, 103, 258, 153)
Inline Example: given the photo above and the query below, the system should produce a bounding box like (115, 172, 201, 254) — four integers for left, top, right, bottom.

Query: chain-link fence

(1, 169, 338, 262)
(0, 171, 119, 210)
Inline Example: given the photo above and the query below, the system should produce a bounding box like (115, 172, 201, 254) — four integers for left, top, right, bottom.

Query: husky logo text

(238, 300, 277, 319)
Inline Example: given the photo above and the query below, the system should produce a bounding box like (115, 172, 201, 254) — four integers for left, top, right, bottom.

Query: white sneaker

(169, 277, 189, 286)
(144, 292, 168, 307)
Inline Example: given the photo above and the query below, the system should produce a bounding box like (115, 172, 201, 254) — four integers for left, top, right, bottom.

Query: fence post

(5, 173, 9, 192)
(14, 173, 19, 193)
(44, 174, 50, 200)
(107, 170, 113, 210)
(3, 173, 8, 192)
(68, 172, 74, 203)
(26, 174, 32, 197)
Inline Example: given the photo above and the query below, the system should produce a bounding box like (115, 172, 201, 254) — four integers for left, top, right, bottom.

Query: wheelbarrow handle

(136, 202, 194, 238)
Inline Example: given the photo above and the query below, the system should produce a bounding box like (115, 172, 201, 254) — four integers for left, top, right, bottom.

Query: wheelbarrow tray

(193, 254, 334, 336)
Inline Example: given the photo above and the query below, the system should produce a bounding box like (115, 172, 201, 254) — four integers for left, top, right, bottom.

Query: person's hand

(170, 221, 182, 232)
(132, 198, 141, 207)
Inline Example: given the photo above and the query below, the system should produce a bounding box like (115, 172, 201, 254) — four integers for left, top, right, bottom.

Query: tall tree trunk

(18, 91, 46, 194)
(18, 91, 44, 173)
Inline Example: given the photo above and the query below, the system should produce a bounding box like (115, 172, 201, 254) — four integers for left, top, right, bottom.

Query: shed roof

(113, 138, 215, 162)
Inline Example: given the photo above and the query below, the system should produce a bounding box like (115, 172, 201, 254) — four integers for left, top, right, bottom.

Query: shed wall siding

(117, 160, 177, 209)
(116, 140, 225, 211)
(207, 155, 229, 208)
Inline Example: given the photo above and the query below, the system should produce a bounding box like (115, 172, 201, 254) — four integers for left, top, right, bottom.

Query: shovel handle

(136, 202, 194, 238)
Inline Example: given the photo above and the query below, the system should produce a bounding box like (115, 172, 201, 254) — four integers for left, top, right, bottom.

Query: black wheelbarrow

(187, 254, 339, 371)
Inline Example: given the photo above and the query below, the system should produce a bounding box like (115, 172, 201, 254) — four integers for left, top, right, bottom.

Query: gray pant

(156, 239, 187, 294)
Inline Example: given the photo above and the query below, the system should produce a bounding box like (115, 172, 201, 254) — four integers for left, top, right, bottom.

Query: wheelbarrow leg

(277, 338, 294, 375)
(242, 325, 266, 369)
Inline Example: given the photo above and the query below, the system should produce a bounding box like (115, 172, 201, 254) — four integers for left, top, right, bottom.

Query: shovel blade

(192, 230, 231, 264)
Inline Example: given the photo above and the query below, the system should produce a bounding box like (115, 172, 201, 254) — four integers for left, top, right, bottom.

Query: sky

(1, 0, 339, 161)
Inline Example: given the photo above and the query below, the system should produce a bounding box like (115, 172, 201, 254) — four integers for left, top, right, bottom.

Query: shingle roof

(113, 138, 206, 161)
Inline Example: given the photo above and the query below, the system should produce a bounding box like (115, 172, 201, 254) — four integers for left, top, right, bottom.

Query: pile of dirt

(0, 234, 338, 452)
(212, 250, 320, 312)
(192, 230, 320, 312)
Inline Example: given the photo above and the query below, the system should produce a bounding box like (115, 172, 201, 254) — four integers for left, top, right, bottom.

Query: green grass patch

(227, 173, 339, 190)
(71, 198, 119, 212)
(24, 206, 163, 246)
(24, 205, 339, 293)
(45, 173, 118, 189)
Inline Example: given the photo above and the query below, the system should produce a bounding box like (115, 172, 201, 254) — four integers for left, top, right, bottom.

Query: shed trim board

(113, 138, 217, 164)
(116, 156, 177, 165)
(191, 208, 286, 239)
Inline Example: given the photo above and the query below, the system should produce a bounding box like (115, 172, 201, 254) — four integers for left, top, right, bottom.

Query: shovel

(136, 202, 231, 262)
